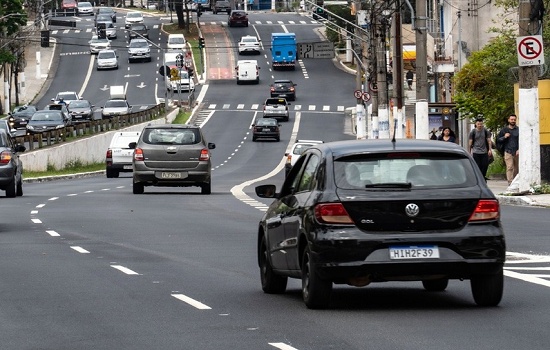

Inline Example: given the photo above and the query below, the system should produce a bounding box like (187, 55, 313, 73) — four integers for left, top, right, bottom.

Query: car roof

(143, 124, 199, 130)
(273, 79, 293, 84)
(312, 139, 467, 159)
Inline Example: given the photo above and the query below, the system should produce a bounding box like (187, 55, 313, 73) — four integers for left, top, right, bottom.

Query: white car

(89, 36, 111, 54)
(125, 11, 144, 28)
(51, 91, 80, 104)
(167, 34, 186, 51)
(96, 49, 118, 70)
(77, 1, 94, 15)
(128, 38, 151, 63)
(238, 35, 261, 54)
(166, 69, 195, 92)
(101, 99, 132, 119)
(284, 140, 324, 175)
(105, 131, 141, 178)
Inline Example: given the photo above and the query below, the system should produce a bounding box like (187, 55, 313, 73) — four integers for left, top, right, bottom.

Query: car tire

(106, 168, 114, 178)
(201, 182, 211, 195)
(252, 136, 257, 142)
(470, 269, 504, 306)
(16, 176, 23, 196)
(302, 246, 332, 309)
(276, 136, 280, 142)
(259, 235, 287, 294)
(284, 116, 289, 122)
(422, 278, 449, 291)
(5, 176, 16, 198)
(113, 170, 120, 178)
(133, 181, 144, 194)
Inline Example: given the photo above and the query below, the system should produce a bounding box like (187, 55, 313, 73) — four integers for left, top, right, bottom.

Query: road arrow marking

(137, 82, 146, 88)
(100, 85, 109, 91)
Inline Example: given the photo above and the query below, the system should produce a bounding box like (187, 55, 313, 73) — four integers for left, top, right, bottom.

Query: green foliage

(172, 109, 190, 124)
(26, 162, 104, 178)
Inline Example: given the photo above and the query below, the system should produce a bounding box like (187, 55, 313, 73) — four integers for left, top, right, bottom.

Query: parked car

(89, 35, 111, 54)
(0, 129, 25, 197)
(212, 0, 231, 14)
(252, 118, 280, 142)
(125, 11, 144, 28)
(106, 131, 141, 178)
(167, 33, 186, 51)
(96, 49, 118, 70)
(96, 7, 116, 22)
(284, 139, 323, 176)
(228, 10, 248, 27)
(67, 99, 95, 122)
(130, 124, 216, 195)
(51, 91, 80, 104)
(8, 105, 37, 129)
(101, 99, 131, 119)
(128, 23, 149, 41)
(270, 79, 297, 101)
(26, 110, 71, 135)
(255, 139, 506, 309)
(61, 0, 77, 10)
(263, 97, 290, 121)
(238, 35, 261, 54)
(127, 38, 151, 63)
(77, 1, 94, 15)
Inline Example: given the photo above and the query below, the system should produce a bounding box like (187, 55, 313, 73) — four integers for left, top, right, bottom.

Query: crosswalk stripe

(203, 104, 346, 112)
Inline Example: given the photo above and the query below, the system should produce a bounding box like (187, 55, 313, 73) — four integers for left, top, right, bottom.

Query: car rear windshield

(334, 153, 477, 189)
(142, 128, 201, 145)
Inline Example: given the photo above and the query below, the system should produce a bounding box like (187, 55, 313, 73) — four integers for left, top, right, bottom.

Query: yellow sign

(170, 67, 180, 81)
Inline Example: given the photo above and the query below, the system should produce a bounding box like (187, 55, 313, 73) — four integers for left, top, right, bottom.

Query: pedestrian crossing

(203, 103, 346, 112)
(49, 24, 160, 35)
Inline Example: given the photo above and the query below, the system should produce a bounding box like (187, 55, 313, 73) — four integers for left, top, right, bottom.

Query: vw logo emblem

(405, 203, 420, 217)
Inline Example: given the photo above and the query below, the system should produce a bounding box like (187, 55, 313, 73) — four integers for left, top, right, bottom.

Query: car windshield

(130, 40, 148, 48)
(292, 144, 315, 155)
(98, 51, 116, 59)
(57, 93, 77, 100)
(79, 2, 92, 7)
(131, 25, 146, 30)
(13, 106, 36, 113)
(96, 15, 111, 21)
(242, 37, 257, 43)
(143, 129, 200, 145)
(104, 100, 128, 108)
(69, 101, 89, 108)
(169, 37, 185, 44)
(127, 12, 142, 18)
(256, 119, 277, 126)
(334, 154, 477, 189)
(98, 8, 114, 13)
(32, 113, 62, 121)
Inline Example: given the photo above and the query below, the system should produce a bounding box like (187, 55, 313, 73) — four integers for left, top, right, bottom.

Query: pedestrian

(438, 127, 456, 143)
(497, 114, 519, 185)
(468, 118, 493, 180)
(406, 70, 414, 90)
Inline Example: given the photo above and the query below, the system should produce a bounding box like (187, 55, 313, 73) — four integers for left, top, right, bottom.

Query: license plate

(389, 246, 440, 260)
(262, 128, 270, 132)
(157, 172, 187, 179)
(123, 165, 132, 170)
(20, 121, 27, 125)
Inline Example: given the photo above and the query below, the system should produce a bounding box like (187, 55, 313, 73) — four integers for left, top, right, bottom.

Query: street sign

(297, 42, 335, 59)
(298, 43, 313, 58)
(517, 35, 545, 66)
(362, 92, 371, 102)
(354, 89, 362, 99)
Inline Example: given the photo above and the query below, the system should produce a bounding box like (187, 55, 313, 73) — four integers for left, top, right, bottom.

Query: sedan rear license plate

(123, 165, 133, 170)
(389, 246, 439, 260)
(156, 172, 187, 179)
(262, 128, 271, 132)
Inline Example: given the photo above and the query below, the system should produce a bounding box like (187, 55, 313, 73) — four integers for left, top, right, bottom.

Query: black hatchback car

(255, 139, 506, 309)
(228, 10, 248, 27)
(270, 80, 297, 101)
(8, 105, 37, 129)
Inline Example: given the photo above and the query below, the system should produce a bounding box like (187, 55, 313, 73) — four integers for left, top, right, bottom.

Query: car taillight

(134, 148, 144, 161)
(469, 199, 500, 221)
(270, 87, 275, 92)
(285, 154, 292, 165)
(106, 149, 112, 159)
(314, 203, 354, 224)
(199, 149, 210, 161)
(289, 87, 295, 92)
(0, 150, 12, 164)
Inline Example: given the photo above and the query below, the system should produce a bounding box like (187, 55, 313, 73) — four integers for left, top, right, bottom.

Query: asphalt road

(1, 10, 550, 350)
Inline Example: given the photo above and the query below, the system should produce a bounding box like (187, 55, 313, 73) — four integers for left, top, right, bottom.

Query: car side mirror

(128, 142, 137, 149)
(255, 184, 277, 198)
(208, 142, 216, 149)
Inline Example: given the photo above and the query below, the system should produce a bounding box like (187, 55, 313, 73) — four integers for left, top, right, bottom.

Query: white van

(167, 34, 186, 51)
(106, 131, 141, 178)
(235, 60, 260, 84)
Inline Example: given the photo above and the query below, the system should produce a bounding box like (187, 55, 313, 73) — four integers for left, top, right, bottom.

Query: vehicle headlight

(27, 125, 34, 130)
(56, 125, 65, 129)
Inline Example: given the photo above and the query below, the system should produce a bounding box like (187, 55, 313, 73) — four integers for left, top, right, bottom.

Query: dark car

(212, 0, 231, 14)
(270, 79, 297, 101)
(67, 99, 95, 122)
(0, 130, 25, 197)
(228, 10, 248, 27)
(43, 103, 72, 125)
(8, 105, 37, 129)
(128, 23, 149, 41)
(252, 118, 280, 142)
(26, 110, 71, 135)
(96, 6, 116, 22)
(255, 139, 506, 309)
(95, 13, 113, 27)
(131, 125, 216, 195)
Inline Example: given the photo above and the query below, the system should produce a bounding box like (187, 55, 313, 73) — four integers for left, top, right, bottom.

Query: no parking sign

(517, 35, 545, 66)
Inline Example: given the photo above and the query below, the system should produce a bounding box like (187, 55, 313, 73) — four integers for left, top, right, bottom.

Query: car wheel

(470, 269, 504, 306)
(5, 176, 16, 198)
(276, 136, 280, 142)
(422, 278, 449, 291)
(16, 176, 23, 196)
(284, 116, 289, 122)
(302, 246, 332, 309)
(113, 170, 120, 178)
(106, 168, 114, 178)
(259, 235, 287, 293)
(133, 181, 144, 194)
(236, 80, 240, 85)
(201, 182, 211, 195)
(252, 136, 257, 142)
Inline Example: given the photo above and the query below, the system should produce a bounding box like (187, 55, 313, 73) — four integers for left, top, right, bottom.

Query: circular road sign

(362, 92, 371, 102)
(354, 89, 362, 99)
(518, 36, 542, 60)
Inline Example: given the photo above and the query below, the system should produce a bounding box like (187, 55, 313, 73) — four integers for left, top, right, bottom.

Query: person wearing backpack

(468, 117, 493, 180)
(496, 114, 519, 185)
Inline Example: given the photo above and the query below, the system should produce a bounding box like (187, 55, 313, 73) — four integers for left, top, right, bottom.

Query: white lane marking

(31, 210, 38, 214)
(506, 251, 550, 263)
(84, 190, 94, 193)
(269, 343, 299, 350)
(111, 265, 140, 275)
(36, 204, 45, 208)
(116, 186, 125, 189)
(171, 293, 212, 310)
(71, 246, 90, 253)
(504, 270, 550, 288)
(46, 230, 60, 237)
(32, 218, 42, 223)
(505, 267, 550, 270)
(49, 197, 59, 201)
(68, 193, 78, 196)
(101, 188, 110, 191)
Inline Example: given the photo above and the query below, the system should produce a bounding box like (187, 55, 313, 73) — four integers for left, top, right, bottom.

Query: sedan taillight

(314, 203, 354, 224)
(106, 149, 112, 159)
(134, 148, 144, 161)
(469, 199, 500, 221)
(199, 149, 210, 161)
(0, 150, 12, 164)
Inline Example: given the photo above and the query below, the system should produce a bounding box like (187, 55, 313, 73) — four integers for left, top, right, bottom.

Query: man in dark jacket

(497, 114, 519, 185)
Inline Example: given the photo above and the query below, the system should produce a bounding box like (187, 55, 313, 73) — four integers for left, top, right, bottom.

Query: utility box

(41, 30, 50, 48)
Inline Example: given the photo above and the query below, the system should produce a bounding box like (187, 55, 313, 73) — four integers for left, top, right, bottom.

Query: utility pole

(392, 0, 404, 139)
(355, 0, 366, 139)
(369, 6, 379, 139)
(516, 0, 541, 192)
(376, 1, 389, 139)
(414, 0, 429, 139)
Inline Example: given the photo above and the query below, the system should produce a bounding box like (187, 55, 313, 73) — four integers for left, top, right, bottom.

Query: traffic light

(176, 54, 184, 68)
(198, 37, 205, 49)
(316, 6, 324, 14)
